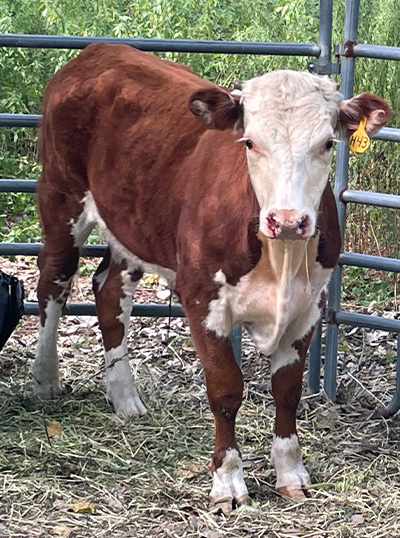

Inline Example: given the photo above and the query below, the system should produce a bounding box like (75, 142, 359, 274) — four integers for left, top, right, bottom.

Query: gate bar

(336, 311, 400, 332)
(0, 33, 320, 56)
(23, 300, 184, 317)
(339, 252, 400, 273)
(0, 243, 106, 257)
(4, 243, 400, 275)
(352, 43, 400, 61)
(0, 180, 36, 193)
(2, 113, 400, 142)
(0, 114, 41, 127)
(341, 190, 400, 208)
(374, 126, 400, 142)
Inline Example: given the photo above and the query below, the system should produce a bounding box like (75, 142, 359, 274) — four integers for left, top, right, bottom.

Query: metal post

(318, 0, 333, 71)
(383, 333, 400, 417)
(307, 0, 335, 393)
(324, 0, 360, 400)
(308, 0, 340, 75)
(308, 320, 323, 393)
(230, 323, 242, 368)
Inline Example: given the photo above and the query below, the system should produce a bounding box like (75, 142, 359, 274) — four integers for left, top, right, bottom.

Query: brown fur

(36, 44, 389, 507)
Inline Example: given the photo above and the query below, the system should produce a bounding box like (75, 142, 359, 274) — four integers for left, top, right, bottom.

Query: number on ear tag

(348, 117, 370, 153)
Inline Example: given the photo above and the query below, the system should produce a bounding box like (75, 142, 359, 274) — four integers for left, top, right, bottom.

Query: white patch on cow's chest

(71, 191, 176, 287)
(205, 240, 331, 357)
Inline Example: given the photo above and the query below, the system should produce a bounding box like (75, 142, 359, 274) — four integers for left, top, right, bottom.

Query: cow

(32, 43, 390, 513)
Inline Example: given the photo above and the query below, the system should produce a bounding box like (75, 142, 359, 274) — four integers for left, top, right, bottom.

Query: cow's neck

(265, 238, 316, 286)
(265, 239, 315, 339)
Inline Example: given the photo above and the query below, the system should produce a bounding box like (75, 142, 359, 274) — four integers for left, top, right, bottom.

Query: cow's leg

(93, 250, 147, 417)
(183, 307, 248, 514)
(270, 329, 314, 500)
(33, 237, 84, 399)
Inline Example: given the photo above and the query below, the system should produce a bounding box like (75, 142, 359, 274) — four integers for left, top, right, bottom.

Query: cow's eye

(324, 140, 334, 151)
(245, 139, 254, 150)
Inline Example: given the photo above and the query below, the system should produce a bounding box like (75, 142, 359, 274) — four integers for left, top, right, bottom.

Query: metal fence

(0, 0, 399, 413)
(308, 0, 400, 416)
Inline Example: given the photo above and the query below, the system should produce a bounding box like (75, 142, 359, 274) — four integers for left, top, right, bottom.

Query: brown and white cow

(33, 43, 390, 513)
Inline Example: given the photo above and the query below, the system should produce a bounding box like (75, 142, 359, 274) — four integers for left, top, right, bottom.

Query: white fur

(70, 212, 94, 248)
(206, 240, 332, 364)
(271, 434, 310, 490)
(33, 298, 64, 398)
(93, 266, 110, 293)
(105, 270, 147, 417)
(205, 271, 232, 337)
(210, 448, 248, 504)
(241, 71, 341, 238)
(105, 344, 147, 416)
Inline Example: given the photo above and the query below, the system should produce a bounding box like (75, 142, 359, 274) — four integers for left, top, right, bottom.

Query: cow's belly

(205, 259, 332, 357)
(72, 191, 177, 287)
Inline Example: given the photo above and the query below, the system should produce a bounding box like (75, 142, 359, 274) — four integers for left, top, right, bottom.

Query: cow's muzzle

(265, 210, 312, 240)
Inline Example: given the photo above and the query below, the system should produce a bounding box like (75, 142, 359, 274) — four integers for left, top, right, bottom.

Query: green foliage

(342, 266, 398, 308)
(0, 0, 399, 299)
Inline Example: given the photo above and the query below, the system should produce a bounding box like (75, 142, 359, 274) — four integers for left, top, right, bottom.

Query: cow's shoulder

(176, 129, 261, 302)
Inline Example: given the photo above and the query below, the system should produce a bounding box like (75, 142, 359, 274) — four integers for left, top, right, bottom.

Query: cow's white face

(189, 70, 390, 241)
(240, 71, 341, 240)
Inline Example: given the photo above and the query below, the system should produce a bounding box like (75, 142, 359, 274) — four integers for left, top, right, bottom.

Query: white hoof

(210, 448, 249, 514)
(271, 434, 310, 498)
(111, 395, 148, 417)
(32, 380, 63, 400)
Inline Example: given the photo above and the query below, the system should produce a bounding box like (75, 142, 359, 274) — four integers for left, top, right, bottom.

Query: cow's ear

(339, 93, 391, 137)
(189, 88, 242, 130)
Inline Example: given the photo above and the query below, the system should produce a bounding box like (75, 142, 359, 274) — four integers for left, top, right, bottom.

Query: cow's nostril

(298, 215, 309, 234)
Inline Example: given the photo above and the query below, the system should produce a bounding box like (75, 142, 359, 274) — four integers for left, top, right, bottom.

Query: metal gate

(307, 0, 400, 416)
(0, 0, 399, 413)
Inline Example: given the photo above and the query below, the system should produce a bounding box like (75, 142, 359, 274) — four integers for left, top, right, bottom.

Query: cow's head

(189, 71, 390, 240)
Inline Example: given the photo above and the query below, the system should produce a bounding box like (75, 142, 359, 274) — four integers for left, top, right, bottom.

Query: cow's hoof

(213, 494, 249, 515)
(210, 448, 249, 514)
(33, 382, 64, 400)
(277, 485, 308, 500)
(213, 497, 233, 515)
(112, 396, 148, 418)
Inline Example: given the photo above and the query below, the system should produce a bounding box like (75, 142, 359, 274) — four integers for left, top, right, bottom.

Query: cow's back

(40, 43, 211, 184)
(39, 43, 220, 267)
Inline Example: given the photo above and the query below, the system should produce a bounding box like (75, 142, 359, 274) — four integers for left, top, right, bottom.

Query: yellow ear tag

(348, 117, 370, 153)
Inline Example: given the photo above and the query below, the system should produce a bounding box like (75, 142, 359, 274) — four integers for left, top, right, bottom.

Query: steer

(33, 43, 390, 513)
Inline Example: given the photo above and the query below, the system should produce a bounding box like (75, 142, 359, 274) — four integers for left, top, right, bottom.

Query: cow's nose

(266, 210, 311, 239)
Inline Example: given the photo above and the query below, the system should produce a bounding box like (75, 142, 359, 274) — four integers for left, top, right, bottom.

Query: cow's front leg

(185, 308, 248, 514)
(270, 332, 313, 499)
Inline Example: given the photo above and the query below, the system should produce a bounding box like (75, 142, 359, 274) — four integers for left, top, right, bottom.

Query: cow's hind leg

(270, 329, 314, 500)
(93, 249, 147, 417)
(183, 306, 248, 514)
(33, 222, 90, 398)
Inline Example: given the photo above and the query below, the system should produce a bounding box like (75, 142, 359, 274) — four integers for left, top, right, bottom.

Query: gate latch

(308, 43, 343, 75)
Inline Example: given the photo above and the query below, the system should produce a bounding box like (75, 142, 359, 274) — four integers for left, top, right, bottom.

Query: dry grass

(0, 257, 399, 538)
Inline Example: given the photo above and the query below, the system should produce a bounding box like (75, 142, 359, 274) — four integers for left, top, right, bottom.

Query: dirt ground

(0, 257, 399, 538)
